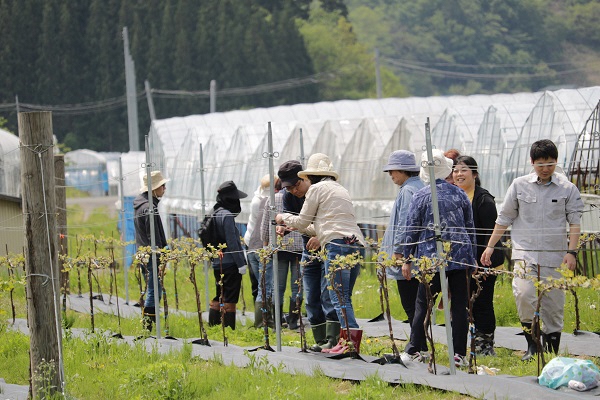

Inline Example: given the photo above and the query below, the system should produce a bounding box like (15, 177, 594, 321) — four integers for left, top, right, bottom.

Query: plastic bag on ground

(538, 357, 600, 390)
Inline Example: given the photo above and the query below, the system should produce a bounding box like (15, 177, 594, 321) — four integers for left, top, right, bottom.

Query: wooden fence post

(19, 111, 63, 397)
(54, 154, 69, 298)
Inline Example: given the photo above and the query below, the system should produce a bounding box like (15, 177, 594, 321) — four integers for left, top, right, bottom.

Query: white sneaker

(400, 351, 429, 363)
(454, 354, 469, 368)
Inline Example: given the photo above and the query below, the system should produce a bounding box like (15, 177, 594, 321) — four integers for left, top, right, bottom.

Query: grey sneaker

(400, 351, 430, 363)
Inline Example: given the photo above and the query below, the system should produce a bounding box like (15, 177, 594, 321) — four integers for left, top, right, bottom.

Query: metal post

(424, 117, 455, 374)
(210, 80, 217, 113)
(118, 157, 129, 304)
(145, 80, 157, 122)
(145, 135, 161, 339)
(299, 128, 306, 167)
(375, 48, 382, 99)
(267, 122, 282, 350)
(199, 142, 210, 311)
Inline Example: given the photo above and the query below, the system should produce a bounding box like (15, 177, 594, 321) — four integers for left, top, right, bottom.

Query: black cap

(278, 160, 303, 188)
(217, 181, 247, 199)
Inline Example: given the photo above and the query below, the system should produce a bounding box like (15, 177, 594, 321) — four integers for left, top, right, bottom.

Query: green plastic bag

(538, 357, 600, 390)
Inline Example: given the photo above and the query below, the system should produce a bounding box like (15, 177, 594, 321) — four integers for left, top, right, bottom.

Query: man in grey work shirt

(481, 139, 584, 361)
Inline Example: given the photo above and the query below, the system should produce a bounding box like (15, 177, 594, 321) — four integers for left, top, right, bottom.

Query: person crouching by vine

(276, 153, 366, 355)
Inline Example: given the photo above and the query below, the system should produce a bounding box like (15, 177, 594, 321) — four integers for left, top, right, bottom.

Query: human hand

(238, 265, 247, 275)
(275, 214, 284, 225)
(306, 237, 320, 251)
(480, 246, 494, 266)
(402, 263, 412, 280)
(564, 252, 577, 271)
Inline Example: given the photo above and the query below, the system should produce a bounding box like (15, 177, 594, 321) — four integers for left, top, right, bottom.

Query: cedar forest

(0, 0, 598, 151)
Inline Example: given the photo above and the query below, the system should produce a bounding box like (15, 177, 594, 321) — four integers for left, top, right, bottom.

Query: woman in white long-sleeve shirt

(276, 153, 365, 355)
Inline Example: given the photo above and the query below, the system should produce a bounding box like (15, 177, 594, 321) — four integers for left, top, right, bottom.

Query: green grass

(1, 203, 599, 399)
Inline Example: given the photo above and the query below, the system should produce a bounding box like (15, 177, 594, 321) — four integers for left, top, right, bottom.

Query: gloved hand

(238, 265, 247, 275)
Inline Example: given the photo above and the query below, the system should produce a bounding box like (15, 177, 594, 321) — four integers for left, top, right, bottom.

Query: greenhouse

(64, 149, 109, 197)
(149, 86, 600, 240)
(0, 127, 20, 198)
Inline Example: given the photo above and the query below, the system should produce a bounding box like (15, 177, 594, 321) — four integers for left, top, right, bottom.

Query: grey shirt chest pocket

(516, 192, 537, 223)
(548, 197, 567, 220)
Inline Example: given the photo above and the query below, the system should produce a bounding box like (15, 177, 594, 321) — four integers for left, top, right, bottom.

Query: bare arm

(480, 224, 508, 266)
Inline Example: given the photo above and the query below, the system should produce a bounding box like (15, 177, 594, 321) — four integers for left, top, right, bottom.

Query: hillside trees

(0, 0, 319, 151)
(298, 7, 406, 100)
(345, 0, 595, 96)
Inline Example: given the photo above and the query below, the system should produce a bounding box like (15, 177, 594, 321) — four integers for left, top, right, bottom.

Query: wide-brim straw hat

(419, 149, 453, 183)
(141, 170, 169, 192)
(297, 153, 339, 181)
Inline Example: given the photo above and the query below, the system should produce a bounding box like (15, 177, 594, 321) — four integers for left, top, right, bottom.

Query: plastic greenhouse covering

(147, 86, 600, 240)
(64, 149, 109, 196)
(0, 127, 20, 198)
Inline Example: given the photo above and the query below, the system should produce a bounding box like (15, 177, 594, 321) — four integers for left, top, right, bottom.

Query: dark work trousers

(404, 269, 469, 356)
(470, 273, 497, 334)
(396, 278, 420, 327)
(212, 268, 243, 304)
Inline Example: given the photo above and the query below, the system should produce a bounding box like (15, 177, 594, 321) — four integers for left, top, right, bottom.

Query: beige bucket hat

(141, 170, 169, 192)
(297, 153, 339, 181)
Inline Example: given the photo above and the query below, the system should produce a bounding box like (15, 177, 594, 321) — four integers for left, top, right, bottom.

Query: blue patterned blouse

(402, 179, 476, 271)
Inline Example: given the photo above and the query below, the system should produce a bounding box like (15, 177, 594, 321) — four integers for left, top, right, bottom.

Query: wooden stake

(18, 111, 63, 397)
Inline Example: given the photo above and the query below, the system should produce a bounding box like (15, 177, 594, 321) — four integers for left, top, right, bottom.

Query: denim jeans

(324, 239, 363, 329)
(142, 261, 163, 309)
(302, 250, 336, 325)
(256, 251, 301, 305)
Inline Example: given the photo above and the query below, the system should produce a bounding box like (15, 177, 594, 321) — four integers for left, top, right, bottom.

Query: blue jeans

(142, 262, 163, 309)
(256, 251, 301, 305)
(302, 250, 336, 325)
(324, 239, 363, 329)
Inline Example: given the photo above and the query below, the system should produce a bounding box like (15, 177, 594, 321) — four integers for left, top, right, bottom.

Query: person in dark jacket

(453, 155, 505, 355)
(133, 170, 169, 330)
(208, 181, 248, 330)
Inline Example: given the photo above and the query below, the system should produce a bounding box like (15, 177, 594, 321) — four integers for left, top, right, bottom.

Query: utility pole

(210, 80, 217, 113)
(19, 111, 64, 398)
(145, 80, 157, 122)
(123, 27, 140, 151)
(375, 48, 382, 99)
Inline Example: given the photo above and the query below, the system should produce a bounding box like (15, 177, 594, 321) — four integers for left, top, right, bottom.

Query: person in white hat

(133, 170, 169, 331)
(380, 150, 424, 327)
(400, 149, 476, 368)
(275, 153, 366, 355)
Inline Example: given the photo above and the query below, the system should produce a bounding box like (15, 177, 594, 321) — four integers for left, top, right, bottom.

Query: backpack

(197, 208, 221, 247)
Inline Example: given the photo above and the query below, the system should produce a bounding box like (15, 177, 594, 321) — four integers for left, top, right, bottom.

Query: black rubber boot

(521, 322, 537, 361)
(542, 332, 561, 354)
(223, 312, 236, 330)
(287, 297, 301, 330)
(320, 321, 341, 351)
(309, 322, 327, 352)
(208, 308, 221, 326)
